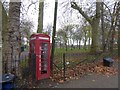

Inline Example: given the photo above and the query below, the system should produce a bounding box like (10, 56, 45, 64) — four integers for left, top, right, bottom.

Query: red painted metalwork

(29, 33, 50, 80)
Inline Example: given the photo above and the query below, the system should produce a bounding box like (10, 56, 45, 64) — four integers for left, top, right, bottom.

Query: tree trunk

(90, 2, 101, 53)
(50, 0, 58, 71)
(109, 17, 117, 52)
(7, 1, 21, 75)
(65, 35, 67, 51)
(60, 40, 62, 48)
(77, 40, 79, 48)
(79, 40, 81, 49)
(0, 1, 2, 74)
(0, 2, 8, 73)
(118, 17, 120, 57)
(91, 19, 99, 53)
(68, 39, 69, 49)
(88, 29, 91, 49)
(101, 2, 105, 52)
(84, 30, 87, 50)
(70, 38, 72, 50)
(65, 41, 67, 51)
(37, 0, 44, 33)
(73, 39, 75, 49)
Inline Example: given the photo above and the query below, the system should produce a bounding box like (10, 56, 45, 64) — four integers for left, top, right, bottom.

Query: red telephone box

(29, 33, 50, 80)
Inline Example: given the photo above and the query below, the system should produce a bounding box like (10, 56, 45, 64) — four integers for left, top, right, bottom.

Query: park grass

(54, 47, 90, 69)
(53, 47, 118, 70)
(54, 47, 90, 59)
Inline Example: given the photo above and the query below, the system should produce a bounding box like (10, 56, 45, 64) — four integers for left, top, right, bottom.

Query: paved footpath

(55, 73, 118, 88)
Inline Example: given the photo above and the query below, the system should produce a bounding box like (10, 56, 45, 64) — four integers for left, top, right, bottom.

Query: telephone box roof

(30, 33, 50, 38)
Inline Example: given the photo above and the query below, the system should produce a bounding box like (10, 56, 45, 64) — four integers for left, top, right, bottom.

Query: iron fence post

(63, 53, 66, 81)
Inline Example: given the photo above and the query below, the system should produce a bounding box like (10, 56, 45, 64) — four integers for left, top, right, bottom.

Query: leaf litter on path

(51, 58, 118, 83)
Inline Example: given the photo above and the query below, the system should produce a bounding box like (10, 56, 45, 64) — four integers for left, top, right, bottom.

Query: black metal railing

(62, 52, 102, 81)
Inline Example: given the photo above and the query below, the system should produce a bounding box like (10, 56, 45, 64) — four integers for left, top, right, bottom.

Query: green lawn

(53, 47, 118, 70)
(54, 47, 90, 69)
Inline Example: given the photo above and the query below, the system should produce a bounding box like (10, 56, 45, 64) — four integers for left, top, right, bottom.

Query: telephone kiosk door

(38, 36, 50, 80)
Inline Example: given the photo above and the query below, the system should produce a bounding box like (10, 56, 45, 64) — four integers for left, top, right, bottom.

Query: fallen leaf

(58, 80, 64, 84)
(49, 84, 52, 87)
(75, 77, 79, 80)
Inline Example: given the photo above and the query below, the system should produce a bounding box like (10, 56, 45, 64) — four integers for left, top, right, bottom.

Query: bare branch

(103, 2, 112, 17)
(71, 1, 92, 25)
(26, 1, 38, 12)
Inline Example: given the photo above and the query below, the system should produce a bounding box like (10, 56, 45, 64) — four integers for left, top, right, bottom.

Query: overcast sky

(3, 0, 117, 33)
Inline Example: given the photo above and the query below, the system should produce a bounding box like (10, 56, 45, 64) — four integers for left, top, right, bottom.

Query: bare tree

(103, 1, 120, 52)
(71, 1, 101, 53)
